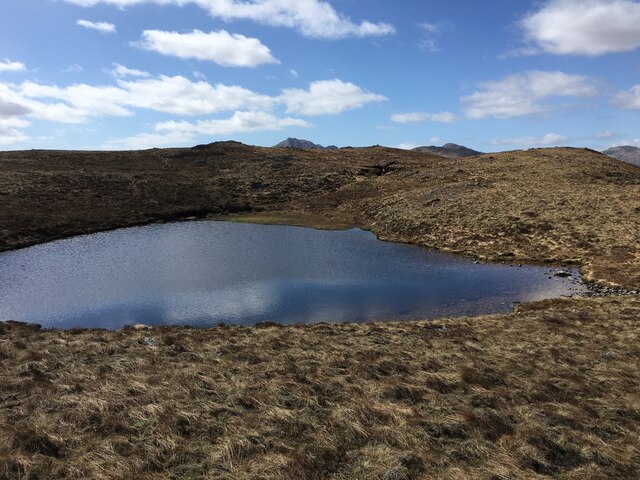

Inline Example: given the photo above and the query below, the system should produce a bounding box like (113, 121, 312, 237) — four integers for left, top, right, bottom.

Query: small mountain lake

(0, 221, 587, 329)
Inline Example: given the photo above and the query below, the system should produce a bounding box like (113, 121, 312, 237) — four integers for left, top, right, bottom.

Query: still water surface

(0, 221, 587, 329)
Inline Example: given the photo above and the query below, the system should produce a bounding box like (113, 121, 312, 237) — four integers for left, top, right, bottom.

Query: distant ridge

(602, 146, 640, 167)
(412, 143, 483, 158)
(275, 138, 325, 149)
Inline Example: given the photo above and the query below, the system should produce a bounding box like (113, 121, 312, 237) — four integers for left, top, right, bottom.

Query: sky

(0, 0, 639, 151)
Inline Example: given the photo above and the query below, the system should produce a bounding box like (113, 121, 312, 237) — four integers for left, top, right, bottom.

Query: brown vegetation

(1, 297, 639, 479)
(1, 143, 639, 478)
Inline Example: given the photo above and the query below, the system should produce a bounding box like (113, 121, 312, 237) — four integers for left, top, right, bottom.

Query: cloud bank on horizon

(0, 0, 638, 150)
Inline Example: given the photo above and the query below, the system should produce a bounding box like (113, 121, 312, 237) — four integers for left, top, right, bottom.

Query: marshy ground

(0, 143, 639, 478)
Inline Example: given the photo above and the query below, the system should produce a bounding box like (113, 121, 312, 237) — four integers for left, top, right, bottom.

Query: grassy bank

(1, 297, 639, 479)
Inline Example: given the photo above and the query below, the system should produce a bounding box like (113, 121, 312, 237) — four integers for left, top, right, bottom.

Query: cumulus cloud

(157, 111, 310, 135)
(109, 63, 150, 78)
(612, 84, 640, 110)
(136, 29, 279, 68)
(4, 76, 277, 121)
(461, 71, 597, 119)
(64, 0, 395, 39)
(105, 111, 310, 149)
(520, 0, 640, 56)
(77, 19, 117, 33)
(0, 98, 32, 118)
(391, 111, 457, 123)
(281, 79, 386, 116)
(0, 75, 383, 127)
(490, 132, 570, 147)
(0, 59, 26, 73)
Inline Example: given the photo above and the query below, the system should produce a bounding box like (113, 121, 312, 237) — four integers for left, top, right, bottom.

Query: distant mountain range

(602, 146, 640, 167)
(274, 138, 338, 150)
(412, 143, 483, 158)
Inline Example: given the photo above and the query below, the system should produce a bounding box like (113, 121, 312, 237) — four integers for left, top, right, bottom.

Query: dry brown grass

(1, 143, 640, 478)
(1, 297, 639, 479)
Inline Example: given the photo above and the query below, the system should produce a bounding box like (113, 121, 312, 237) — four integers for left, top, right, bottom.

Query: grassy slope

(1, 143, 639, 479)
(1, 298, 639, 479)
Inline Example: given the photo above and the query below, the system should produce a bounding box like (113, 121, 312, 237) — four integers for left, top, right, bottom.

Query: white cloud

(0, 127, 29, 145)
(64, 0, 395, 39)
(612, 138, 640, 147)
(157, 111, 310, 135)
(395, 142, 419, 150)
(0, 59, 26, 73)
(109, 63, 150, 78)
(5, 76, 276, 121)
(521, 0, 640, 56)
(103, 130, 195, 150)
(116, 76, 276, 115)
(136, 29, 279, 68)
(19, 81, 133, 120)
(461, 71, 597, 119)
(61, 64, 85, 73)
(490, 132, 570, 147)
(418, 21, 453, 52)
(105, 111, 310, 149)
(77, 19, 117, 34)
(282, 79, 386, 116)
(594, 131, 621, 140)
(0, 97, 33, 118)
(391, 111, 457, 123)
(0, 115, 31, 145)
(612, 84, 640, 110)
(1, 74, 383, 134)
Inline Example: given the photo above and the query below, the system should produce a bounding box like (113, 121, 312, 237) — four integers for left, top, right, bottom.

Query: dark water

(0, 221, 587, 329)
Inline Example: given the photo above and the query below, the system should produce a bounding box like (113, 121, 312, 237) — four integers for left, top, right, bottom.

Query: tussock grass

(1, 297, 639, 479)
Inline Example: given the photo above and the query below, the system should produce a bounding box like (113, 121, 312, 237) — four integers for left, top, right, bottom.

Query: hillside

(1, 143, 639, 479)
(274, 138, 324, 149)
(602, 145, 640, 167)
(412, 143, 483, 158)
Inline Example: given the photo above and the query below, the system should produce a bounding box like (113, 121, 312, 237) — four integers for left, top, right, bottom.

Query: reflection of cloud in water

(161, 283, 277, 325)
(0, 221, 589, 329)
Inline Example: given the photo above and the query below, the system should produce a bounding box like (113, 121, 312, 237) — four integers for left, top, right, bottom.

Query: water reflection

(0, 221, 587, 328)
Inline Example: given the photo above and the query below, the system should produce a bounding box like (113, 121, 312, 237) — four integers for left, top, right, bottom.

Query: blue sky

(0, 0, 639, 151)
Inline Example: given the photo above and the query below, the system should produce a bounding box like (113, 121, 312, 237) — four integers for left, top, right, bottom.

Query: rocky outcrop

(413, 143, 483, 158)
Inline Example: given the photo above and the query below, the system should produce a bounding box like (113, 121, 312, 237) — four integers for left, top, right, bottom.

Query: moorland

(1, 143, 639, 479)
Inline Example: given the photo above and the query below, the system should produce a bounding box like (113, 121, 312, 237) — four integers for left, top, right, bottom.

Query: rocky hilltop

(602, 145, 640, 167)
(413, 143, 483, 158)
(274, 137, 338, 150)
